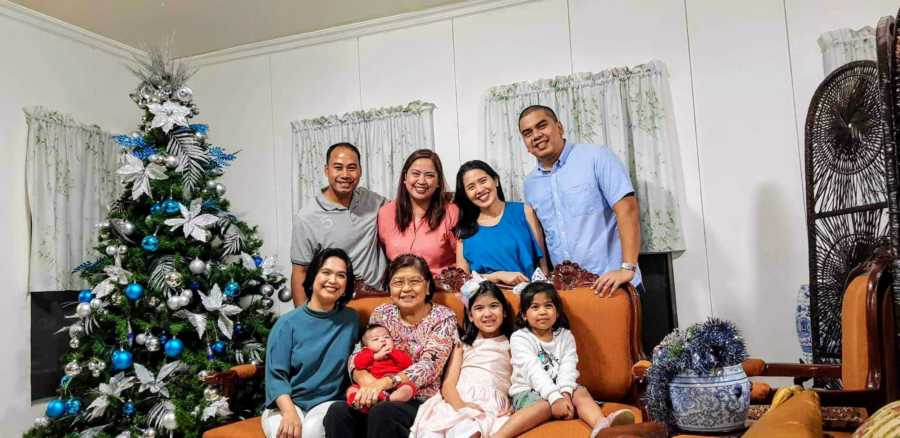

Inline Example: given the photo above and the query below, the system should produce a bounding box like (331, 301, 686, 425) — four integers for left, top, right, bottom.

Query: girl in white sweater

(508, 282, 635, 437)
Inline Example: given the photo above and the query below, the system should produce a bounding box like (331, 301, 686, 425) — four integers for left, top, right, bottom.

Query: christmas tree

(25, 49, 287, 438)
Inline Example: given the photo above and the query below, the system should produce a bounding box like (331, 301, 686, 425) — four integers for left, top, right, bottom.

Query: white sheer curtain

(290, 101, 435, 209)
(25, 107, 120, 291)
(483, 60, 685, 253)
(818, 26, 876, 74)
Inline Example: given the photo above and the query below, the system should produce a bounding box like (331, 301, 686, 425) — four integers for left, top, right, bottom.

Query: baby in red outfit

(346, 324, 416, 411)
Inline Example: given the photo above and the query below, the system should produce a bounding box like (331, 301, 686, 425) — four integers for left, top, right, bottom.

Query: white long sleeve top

(508, 327, 580, 406)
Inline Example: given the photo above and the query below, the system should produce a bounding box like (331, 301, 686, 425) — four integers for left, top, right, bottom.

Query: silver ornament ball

(120, 221, 135, 236)
(197, 370, 211, 381)
(247, 279, 260, 287)
(214, 183, 227, 196)
(69, 324, 84, 338)
(166, 295, 183, 310)
(205, 180, 218, 190)
(149, 154, 165, 165)
(90, 298, 103, 310)
(147, 296, 159, 307)
(277, 287, 292, 303)
(164, 155, 180, 169)
(260, 284, 275, 297)
(176, 86, 193, 102)
(96, 220, 110, 229)
(64, 360, 82, 377)
(210, 168, 224, 176)
(161, 411, 178, 430)
(105, 245, 118, 256)
(176, 295, 190, 307)
(142, 427, 158, 438)
(261, 298, 274, 309)
(181, 289, 194, 300)
(165, 272, 183, 288)
(203, 386, 220, 401)
(33, 416, 49, 428)
(146, 336, 161, 352)
(69, 337, 80, 349)
(135, 333, 147, 345)
(76, 302, 92, 318)
(189, 258, 207, 275)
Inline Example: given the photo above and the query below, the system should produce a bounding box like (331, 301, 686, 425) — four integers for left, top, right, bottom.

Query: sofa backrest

(347, 286, 643, 402)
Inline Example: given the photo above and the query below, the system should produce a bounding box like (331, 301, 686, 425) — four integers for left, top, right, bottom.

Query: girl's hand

(551, 398, 574, 420)
(460, 402, 484, 413)
(277, 410, 302, 438)
(488, 271, 528, 286)
(352, 377, 390, 408)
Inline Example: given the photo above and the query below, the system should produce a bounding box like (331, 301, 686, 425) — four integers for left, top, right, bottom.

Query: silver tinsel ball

(69, 337, 80, 349)
(88, 358, 106, 377)
(135, 333, 147, 345)
(76, 302, 92, 318)
(203, 386, 220, 401)
(64, 360, 82, 377)
(146, 336, 160, 352)
(142, 427, 158, 438)
(189, 258, 207, 275)
(165, 272, 183, 288)
(69, 324, 84, 338)
(176, 295, 190, 307)
(205, 180, 218, 190)
(120, 221, 135, 236)
(164, 155, 180, 169)
(90, 298, 103, 310)
(149, 154, 165, 165)
(161, 411, 178, 430)
(166, 295, 183, 310)
(197, 370, 211, 381)
(214, 183, 227, 196)
(261, 298, 274, 309)
(176, 86, 193, 102)
(277, 287, 292, 303)
(147, 296, 159, 307)
(260, 284, 275, 297)
(33, 416, 49, 427)
(105, 245, 118, 256)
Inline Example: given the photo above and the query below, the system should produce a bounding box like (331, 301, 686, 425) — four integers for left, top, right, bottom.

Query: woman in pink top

(378, 149, 459, 277)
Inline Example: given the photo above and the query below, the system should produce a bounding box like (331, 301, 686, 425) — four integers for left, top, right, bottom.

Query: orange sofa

(203, 285, 648, 437)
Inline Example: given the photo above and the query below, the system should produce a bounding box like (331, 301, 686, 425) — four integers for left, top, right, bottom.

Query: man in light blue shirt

(520, 105, 642, 296)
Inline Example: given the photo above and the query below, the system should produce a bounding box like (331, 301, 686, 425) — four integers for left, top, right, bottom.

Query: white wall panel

(359, 21, 461, 177)
(686, 0, 806, 361)
(452, 0, 572, 165)
(569, 0, 710, 328)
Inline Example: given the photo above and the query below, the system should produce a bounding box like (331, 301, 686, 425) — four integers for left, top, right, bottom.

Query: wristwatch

(390, 374, 403, 388)
(621, 262, 637, 272)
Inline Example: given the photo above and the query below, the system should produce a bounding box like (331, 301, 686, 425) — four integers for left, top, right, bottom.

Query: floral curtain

(25, 107, 120, 291)
(483, 60, 685, 253)
(290, 101, 436, 209)
(818, 26, 876, 74)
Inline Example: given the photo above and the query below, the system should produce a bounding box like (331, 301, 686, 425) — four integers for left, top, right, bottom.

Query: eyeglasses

(390, 277, 426, 289)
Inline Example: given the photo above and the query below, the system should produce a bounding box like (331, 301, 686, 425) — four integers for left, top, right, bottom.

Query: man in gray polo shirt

(290, 142, 387, 306)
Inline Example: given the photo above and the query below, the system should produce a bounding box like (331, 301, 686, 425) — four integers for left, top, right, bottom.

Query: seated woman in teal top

(263, 248, 359, 438)
(453, 160, 548, 288)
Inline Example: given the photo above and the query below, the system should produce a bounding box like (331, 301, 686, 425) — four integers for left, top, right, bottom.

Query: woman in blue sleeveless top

(453, 160, 548, 287)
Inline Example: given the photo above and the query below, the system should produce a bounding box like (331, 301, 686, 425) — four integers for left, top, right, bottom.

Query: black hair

(383, 253, 436, 303)
(452, 160, 505, 239)
(460, 281, 514, 345)
(518, 105, 559, 123)
(395, 149, 449, 233)
(360, 323, 388, 344)
(302, 247, 355, 308)
(325, 142, 361, 163)
(516, 282, 570, 331)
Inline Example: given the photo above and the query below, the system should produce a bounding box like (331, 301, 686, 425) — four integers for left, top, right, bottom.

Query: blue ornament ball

(162, 199, 180, 214)
(111, 349, 133, 370)
(159, 335, 169, 344)
(150, 203, 163, 216)
(141, 235, 160, 252)
(233, 323, 243, 336)
(65, 398, 81, 415)
(124, 283, 144, 301)
(78, 289, 94, 303)
(252, 255, 263, 267)
(164, 338, 184, 358)
(224, 280, 240, 298)
(211, 340, 226, 354)
(122, 401, 135, 416)
(189, 281, 200, 290)
(46, 399, 65, 418)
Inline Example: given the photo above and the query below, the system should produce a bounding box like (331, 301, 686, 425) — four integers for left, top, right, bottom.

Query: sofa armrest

(632, 360, 652, 381)
(742, 358, 841, 378)
(205, 364, 264, 398)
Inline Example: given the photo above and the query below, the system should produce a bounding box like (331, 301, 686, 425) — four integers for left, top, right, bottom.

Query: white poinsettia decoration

(116, 154, 168, 200)
(86, 373, 135, 420)
(134, 361, 185, 398)
(164, 198, 219, 242)
(201, 398, 233, 421)
(174, 308, 208, 339)
(148, 100, 191, 133)
(200, 284, 243, 339)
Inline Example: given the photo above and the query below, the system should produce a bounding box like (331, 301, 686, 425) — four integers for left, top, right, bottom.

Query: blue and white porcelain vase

(669, 364, 751, 432)
(796, 284, 813, 363)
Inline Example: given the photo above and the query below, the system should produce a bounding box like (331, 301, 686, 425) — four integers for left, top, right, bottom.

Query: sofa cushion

(202, 416, 263, 438)
(347, 288, 640, 402)
(842, 275, 871, 390)
(743, 390, 822, 438)
(851, 399, 900, 437)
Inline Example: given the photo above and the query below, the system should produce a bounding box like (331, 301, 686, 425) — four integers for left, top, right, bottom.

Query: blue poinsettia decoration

(113, 134, 156, 160)
(646, 318, 748, 426)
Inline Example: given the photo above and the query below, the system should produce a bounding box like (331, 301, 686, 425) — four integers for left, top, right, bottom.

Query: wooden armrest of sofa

(742, 358, 841, 378)
(205, 364, 264, 398)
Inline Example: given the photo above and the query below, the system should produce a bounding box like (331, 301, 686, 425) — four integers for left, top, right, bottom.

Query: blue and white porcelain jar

(669, 364, 751, 432)
(796, 284, 813, 363)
